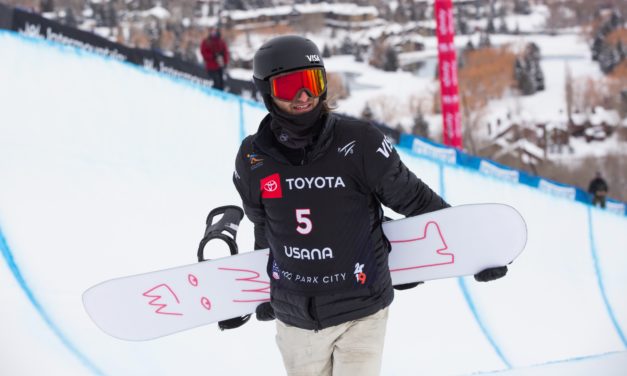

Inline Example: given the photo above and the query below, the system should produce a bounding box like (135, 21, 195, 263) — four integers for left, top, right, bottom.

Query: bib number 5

(295, 209, 312, 235)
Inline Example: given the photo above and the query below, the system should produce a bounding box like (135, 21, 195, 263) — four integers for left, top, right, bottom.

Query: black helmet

(253, 35, 324, 81)
(253, 35, 325, 107)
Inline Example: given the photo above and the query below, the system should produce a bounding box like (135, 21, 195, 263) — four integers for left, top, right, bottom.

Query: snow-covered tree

(63, 7, 77, 28)
(40, 0, 54, 13)
(598, 41, 621, 74)
(322, 44, 332, 58)
(515, 43, 545, 95)
(498, 14, 509, 34)
(515, 58, 536, 95)
(486, 16, 495, 34)
(339, 37, 354, 55)
(354, 47, 364, 63)
(412, 110, 429, 138)
(478, 32, 491, 48)
(383, 46, 399, 72)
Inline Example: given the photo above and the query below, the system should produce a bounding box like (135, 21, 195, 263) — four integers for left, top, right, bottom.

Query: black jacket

(233, 113, 448, 330)
(588, 177, 608, 195)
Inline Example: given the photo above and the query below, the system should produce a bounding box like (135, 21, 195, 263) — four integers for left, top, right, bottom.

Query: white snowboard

(83, 203, 527, 341)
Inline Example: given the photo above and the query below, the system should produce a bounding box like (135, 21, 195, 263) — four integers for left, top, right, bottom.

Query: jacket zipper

(309, 297, 322, 332)
(300, 148, 307, 166)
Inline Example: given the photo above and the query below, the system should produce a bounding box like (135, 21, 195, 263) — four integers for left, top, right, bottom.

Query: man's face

(272, 90, 319, 115)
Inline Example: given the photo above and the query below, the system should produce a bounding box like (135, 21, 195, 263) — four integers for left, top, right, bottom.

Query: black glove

(218, 315, 250, 330)
(255, 302, 275, 321)
(474, 266, 508, 282)
(394, 281, 424, 290)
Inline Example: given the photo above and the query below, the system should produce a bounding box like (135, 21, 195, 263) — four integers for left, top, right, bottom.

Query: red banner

(434, 0, 462, 149)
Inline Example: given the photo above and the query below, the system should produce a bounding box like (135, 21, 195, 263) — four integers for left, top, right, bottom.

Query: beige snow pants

(275, 307, 389, 376)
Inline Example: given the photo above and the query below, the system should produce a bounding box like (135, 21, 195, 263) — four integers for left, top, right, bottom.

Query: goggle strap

(253, 76, 271, 95)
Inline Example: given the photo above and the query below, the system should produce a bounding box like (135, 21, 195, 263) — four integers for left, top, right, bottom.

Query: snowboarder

(232, 35, 507, 376)
(588, 171, 609, 209)
(200, 27, 229, 91)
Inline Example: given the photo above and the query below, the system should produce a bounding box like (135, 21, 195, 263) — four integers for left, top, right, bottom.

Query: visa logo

(306, 54, 321, 62)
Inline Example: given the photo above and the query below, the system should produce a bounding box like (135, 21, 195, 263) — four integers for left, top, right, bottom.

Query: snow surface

(1, 31, 627, 376)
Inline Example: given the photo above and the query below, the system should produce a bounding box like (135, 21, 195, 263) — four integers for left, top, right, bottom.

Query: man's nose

(295, 90, 311, 102)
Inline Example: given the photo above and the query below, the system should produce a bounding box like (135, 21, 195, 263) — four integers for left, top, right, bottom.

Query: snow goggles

(270, 68, 326, 102)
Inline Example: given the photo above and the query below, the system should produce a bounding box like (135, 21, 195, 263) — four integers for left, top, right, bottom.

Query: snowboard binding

(197, 205, 251, 330)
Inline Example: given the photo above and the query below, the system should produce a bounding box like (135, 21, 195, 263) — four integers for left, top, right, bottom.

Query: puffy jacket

(588, 177, 608, 195)
(233, 113, 448, 330)
(200, 36, 229, 71)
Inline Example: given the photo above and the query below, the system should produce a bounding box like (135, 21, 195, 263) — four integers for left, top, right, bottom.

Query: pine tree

(104, 2, 118, 28)
(412, 110, 429, 138)
(465, 40, 475, 52)
(383, 46, 399, 72)
(527, 43, 544, 91)
(486, 16, 495, 34)
(457, 17, 469, 35)
(515, 58, 535, 95)
(609, 9, 622, 29)
(598, 42, 620, 74)
(479, 32, 491, 48)
(64, 7, 77, 28)
(514, 43, 546, 95)
(40, 0, 54, 13)
(527, 42, 541, 63)
(339, 37, 353, 55)
(354, 47, 364, 63)
(322, 44, 332, 58)
(486, 0, 496, 33)
(499, 14, 509, 33)
(409, 1, 426, 21)
(592, 34, 604, 61)
(616, 40, 625, 61)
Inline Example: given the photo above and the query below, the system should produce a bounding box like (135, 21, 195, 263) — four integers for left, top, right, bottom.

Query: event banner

(434, 0, 462, 149)
(3, 6, 232, 91)
(11, 7, 137, 63)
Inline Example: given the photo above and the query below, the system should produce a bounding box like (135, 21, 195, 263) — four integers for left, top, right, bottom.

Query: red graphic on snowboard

(388, 221, 454, 273)
(142, 269, 270, 316)
(218, 268, 271, 303)
(142, 284, 184, 316)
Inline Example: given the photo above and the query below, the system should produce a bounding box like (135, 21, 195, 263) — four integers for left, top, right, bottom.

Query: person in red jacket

(200, 28, 229, 91)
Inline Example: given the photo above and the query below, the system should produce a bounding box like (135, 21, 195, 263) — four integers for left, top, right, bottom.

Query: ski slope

(1, 30, 626, 375)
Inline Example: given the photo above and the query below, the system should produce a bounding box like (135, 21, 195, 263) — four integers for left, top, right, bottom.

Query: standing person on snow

(232, 35, 507, 376)
(588, 171, 609, 209)
(200, 27, 229, 91)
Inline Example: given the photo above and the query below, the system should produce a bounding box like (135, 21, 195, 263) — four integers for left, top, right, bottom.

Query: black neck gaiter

(270, 100, 324, 149)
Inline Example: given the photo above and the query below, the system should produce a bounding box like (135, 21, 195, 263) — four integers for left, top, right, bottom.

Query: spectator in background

(588, 171, 609, 209)
(200, 27, 229, 91)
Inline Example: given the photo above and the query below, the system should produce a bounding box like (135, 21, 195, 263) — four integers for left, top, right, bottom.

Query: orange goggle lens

(270, 68, 326, 101)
